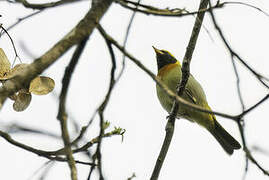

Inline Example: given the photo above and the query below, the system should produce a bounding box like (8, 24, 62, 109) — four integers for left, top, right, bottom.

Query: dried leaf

(13, 89, 32, 112)
(29, 76, 55, 95)
(4, 63, 29, 80)
(1, 63, 29, 80)
(9, 94, 17, 101)
(0, 48, 11, 79)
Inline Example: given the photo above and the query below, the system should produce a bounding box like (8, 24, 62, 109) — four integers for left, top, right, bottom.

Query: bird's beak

(152, 46, 163, 55)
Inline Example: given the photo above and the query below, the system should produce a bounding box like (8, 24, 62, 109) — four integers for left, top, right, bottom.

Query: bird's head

(152, 46, 179, 70)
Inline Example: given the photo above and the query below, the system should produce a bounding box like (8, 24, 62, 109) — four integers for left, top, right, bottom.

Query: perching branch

(150, 1, 209, 179)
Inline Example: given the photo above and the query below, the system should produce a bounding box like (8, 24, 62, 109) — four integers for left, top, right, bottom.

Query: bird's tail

(209, 120, 241, 155)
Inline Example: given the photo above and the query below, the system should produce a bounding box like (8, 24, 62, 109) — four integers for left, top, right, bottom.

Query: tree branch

(0, 130, 95, 166)
(208, 1, 269, 177)
(57, 38, 89, 180)
(14, 0, 84, 10)
(0, 0, 113, 109)
(150, 1, 209, 179)
(87, 25, 118, 180)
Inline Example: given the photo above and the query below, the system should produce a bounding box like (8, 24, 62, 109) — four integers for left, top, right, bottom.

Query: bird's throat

(157, 62, 180, 77)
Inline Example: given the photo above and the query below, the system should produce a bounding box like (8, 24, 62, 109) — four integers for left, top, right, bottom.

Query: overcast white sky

(1, 0, 269, 180)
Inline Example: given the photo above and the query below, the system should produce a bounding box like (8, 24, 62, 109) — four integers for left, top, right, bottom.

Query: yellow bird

(153, 46, 241, 155)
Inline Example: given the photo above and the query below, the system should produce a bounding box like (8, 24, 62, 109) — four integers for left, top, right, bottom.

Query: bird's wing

(184, 88, 197, 104)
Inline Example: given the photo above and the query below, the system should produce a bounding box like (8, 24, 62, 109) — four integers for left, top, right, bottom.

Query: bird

(153, 46, 241, 155)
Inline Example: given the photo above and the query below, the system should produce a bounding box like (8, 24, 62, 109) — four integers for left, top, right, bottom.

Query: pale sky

(1, 0, 269, 180)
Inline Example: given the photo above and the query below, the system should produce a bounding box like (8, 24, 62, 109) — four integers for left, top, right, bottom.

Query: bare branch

(222, 1, 269, 17)
(57, 38, 88, 180)
(115, 0, 188, 17)
(208, 2, 269, 89)
(87, 25, 118, 180)
(0, 26, 22, 63)
(245, 142, 269, 175)
(3, 10, 43, 33)
(0, 130, 95, 166)
(27, 161, 54, 180)
(1, 122, 60, 139)
(238, 94, 269, 118)
(14, 0, 85, 10)
(150, 1, 209, 179)
(116, 0, 141, 81)
(73, 128, 125, 154)
(116, 0, 269, 19)
(208, 1, 269, 176)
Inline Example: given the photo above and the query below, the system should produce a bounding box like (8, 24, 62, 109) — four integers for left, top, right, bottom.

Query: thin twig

(73, 128, 124, 154)
(0, 130, 95, 165)
(1, 122, 60, 139)
(127, 173, 136, 180)
(237, 94, 269, 118)
(230, 41, 248, 179)
(14, 0, 85, 10)
(208, 2, 247, 178)
(116, 0, 269, 19)
(57, 38, 88, 180)
(116, 0, 141, 81)
(237, 120, 269, 176)
(0, 26, 22, 63)
(116, 0, 215, 17)
(2, 10, 43, 34)
(27, 161, 54, 180)
(252, 145, 269, 156)
(207, 2, 269, 89)
(87, 26, 118, 180)
(37, 161, 55, 180)
(245, 149, 269, 175)
(209, 1, 269, 176)
(231, 56, 245, 111)
(222, 1, 269, 17)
